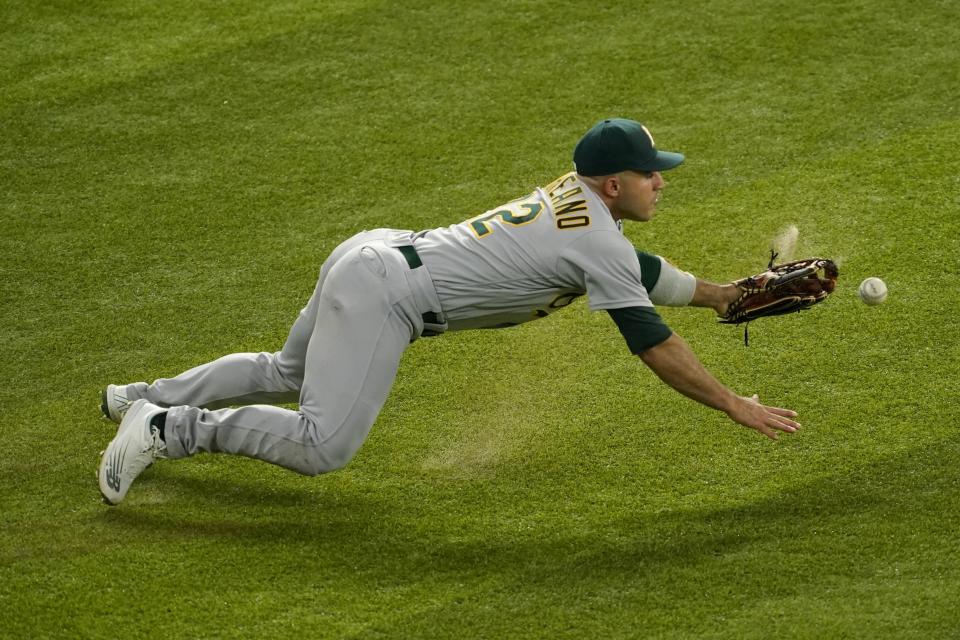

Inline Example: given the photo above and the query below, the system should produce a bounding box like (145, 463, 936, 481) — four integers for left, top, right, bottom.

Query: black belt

(397, 244, 443, 329)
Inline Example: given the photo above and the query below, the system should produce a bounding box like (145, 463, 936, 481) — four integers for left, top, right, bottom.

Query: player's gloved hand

(725, 394, 800, 441)
(721, 254, 839, 325)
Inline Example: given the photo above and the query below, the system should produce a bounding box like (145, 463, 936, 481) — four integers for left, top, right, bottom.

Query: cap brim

(638, 150, 685, 172)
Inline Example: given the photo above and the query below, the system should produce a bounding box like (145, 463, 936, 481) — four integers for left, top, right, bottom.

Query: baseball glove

(721, 252, 839, 342)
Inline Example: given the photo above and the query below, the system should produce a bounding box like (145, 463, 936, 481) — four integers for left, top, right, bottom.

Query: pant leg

(139, 229, 395, 410)
(161, 241, 423, 475)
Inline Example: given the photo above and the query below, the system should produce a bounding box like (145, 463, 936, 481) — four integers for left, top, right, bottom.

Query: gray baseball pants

(128, 229, 443, 475)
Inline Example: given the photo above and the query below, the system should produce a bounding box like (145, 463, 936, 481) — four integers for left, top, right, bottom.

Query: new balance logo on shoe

(103, 445, 124, 493)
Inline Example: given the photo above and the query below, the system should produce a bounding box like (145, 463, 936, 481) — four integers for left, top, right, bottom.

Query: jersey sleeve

(559, 231, 653, 310)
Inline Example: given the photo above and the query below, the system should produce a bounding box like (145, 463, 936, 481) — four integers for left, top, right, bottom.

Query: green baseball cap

(573, 118, 685, 176)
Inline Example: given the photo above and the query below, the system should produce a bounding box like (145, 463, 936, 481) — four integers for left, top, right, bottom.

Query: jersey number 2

(468, 199, 543, 238)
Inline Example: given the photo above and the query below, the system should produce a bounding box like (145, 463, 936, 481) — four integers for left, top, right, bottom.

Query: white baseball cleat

(98, 399, 168, 505)
(100, 384, 135, 424)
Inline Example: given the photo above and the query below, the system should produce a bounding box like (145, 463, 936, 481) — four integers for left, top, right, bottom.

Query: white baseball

(858, 277, 888, 305)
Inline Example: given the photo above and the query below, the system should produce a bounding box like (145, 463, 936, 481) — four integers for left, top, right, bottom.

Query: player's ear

(606, 175, 620, 197)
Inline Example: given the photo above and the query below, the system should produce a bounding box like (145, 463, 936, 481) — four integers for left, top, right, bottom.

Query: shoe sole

(99, 388, 111, 421)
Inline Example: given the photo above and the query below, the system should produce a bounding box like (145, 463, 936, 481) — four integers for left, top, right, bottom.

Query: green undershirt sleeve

(635, 250, 662, 292)
(607, 306, 673, 354)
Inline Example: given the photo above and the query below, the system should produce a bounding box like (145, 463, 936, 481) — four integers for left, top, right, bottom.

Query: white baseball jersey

(412, 172, 654, 331)
(118, 175, 671, 488)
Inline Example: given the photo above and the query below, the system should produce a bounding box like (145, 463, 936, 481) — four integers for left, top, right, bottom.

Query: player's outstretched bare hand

(726, 394, 800, 440)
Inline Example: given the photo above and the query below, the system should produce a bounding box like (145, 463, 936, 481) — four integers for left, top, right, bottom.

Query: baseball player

(98, 118, 801, 505)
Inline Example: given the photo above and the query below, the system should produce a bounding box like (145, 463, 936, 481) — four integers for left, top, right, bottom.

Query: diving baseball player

(98, 118, 801, 505)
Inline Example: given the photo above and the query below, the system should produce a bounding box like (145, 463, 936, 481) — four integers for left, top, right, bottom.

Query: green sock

(149, 412, 167, 442)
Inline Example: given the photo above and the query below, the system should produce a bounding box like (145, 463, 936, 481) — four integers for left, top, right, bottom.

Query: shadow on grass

(96, 437, 959, 595)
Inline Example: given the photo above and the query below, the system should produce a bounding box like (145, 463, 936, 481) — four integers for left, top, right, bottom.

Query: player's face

(613, 170, 665, 222)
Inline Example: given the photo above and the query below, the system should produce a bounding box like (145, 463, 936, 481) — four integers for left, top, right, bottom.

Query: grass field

(3, 1, 959, 637)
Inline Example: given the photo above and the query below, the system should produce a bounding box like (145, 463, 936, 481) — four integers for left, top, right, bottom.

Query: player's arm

(689, 280, 739, 316)
(635, 249, 738, 315)
(637, 333, 800, 440)
(607, 306, 799, 439)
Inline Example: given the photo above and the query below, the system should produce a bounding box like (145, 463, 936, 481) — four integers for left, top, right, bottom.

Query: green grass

(3, 0, 959, 637)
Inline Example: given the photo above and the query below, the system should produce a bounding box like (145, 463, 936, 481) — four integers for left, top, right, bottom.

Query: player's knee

(271, 351, 303, 388)
(252, 350, 302, 389)
(320, 441, 356, 474)
(296, 417, 360, 476)
(299, 448, 353, 476)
